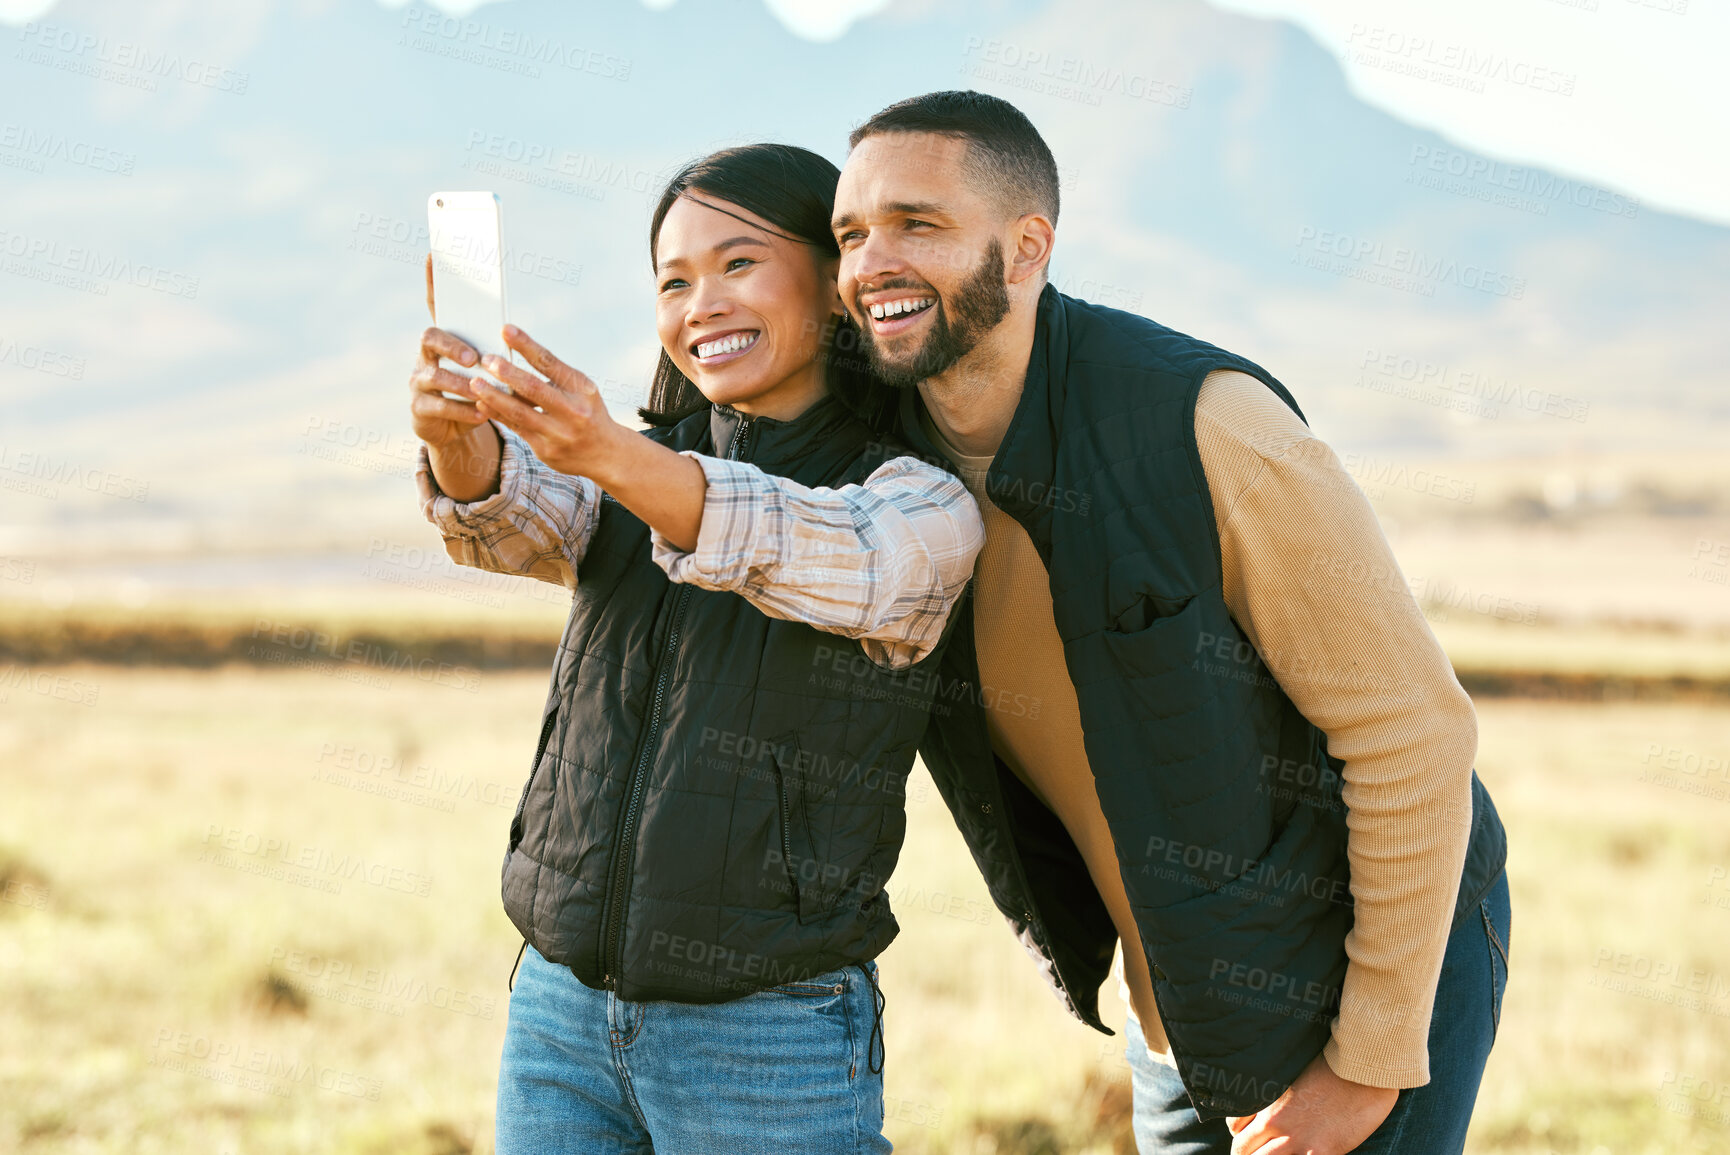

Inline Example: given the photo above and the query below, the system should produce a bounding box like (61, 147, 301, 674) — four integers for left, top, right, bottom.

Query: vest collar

(894, 282, 1067, 479)
(706, 391, 859, 467)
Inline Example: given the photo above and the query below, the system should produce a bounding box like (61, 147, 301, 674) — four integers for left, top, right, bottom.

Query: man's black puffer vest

(905, 285, 1508, 1120)
(501, 394, 946, 1002)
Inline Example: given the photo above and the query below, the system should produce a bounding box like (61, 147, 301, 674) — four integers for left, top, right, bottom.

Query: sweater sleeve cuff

(1322, 1024, 1430, 1090)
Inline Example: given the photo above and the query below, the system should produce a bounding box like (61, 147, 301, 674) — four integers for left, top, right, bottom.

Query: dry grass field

(2, 655, 1728, 1153)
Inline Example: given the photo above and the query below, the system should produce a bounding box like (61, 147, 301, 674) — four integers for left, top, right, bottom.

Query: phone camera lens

(436, 198, 444, 207)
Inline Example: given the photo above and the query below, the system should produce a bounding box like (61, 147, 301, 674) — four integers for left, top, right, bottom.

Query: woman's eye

(658, 277, 687, 292)
(725, 258, 755, 272)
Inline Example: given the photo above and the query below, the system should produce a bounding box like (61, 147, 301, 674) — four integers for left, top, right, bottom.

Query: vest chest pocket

(1096, 593, 1213, 717)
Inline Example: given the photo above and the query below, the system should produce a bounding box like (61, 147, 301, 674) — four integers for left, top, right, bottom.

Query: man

(829, 91, 1509, 1154)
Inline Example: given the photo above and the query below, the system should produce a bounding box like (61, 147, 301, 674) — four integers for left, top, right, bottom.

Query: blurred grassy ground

(2, 662, 1728, 1153)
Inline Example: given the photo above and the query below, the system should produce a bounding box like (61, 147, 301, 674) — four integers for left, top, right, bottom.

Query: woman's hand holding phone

(409, 254, 502, 502)
(476, 326, 709, 553)
(473, 325, 627, 478)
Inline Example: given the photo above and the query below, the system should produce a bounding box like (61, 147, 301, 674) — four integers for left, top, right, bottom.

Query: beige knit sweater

(920, 369, 1477, 1089)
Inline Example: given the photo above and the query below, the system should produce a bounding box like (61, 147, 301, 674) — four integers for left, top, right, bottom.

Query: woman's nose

(686, 277, 733, 325)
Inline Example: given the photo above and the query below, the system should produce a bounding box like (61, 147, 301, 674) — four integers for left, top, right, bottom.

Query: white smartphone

(428, 190, 516, 395)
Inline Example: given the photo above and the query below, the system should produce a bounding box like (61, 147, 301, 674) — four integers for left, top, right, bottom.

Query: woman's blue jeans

(494, 945, 890, 1155)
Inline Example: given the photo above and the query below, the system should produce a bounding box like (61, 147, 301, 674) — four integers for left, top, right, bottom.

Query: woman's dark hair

(637, 143, 894, 431)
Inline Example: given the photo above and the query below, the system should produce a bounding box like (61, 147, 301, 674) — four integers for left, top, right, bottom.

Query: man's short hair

(850, 90, 1060, 225)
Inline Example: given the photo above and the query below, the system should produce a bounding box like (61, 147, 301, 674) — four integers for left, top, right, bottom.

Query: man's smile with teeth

(868, 297, 935, 320)
(693, 331, 760, 360)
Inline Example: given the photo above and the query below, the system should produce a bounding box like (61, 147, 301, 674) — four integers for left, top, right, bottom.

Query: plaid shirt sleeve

(415, 421, 600, 590)
(651, 452, 984, 671)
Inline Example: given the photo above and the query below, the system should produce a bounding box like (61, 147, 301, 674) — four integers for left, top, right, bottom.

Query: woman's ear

(820, 254, 845, 316)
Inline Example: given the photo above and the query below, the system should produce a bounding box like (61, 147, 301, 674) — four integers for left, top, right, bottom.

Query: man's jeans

(495, 944, 890, 1155)
(1126, 869, 1512, 1154)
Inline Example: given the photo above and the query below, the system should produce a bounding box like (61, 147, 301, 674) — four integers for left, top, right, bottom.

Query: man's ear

(1007, 213, 1055, 287)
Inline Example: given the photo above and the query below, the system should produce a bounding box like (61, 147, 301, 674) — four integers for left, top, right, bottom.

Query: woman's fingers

(481, 355, 559, 407)
(502, 325, 595, 395)
(420, 325, 479, 368)
(410, 389, 488, 426)
(424, 254, 435, 320)
(411, 362, 482, 400)
(472, 372, 555, 439)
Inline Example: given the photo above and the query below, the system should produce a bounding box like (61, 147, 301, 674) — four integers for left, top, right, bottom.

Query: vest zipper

(599, 409, 754, 990)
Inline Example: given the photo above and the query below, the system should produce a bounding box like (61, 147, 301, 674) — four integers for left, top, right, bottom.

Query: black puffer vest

(502, 395, 948, 1001)
(906, 285, 1508, 1119)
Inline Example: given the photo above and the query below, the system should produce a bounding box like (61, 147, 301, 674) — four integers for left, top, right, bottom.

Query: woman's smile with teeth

(869, 297, 934, 320)
(693, 331, 760, 360)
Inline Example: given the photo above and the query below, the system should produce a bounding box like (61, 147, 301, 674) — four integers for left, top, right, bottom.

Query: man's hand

(1224, 1052, 1398, 1154)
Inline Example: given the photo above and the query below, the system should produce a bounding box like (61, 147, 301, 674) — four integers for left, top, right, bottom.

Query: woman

(408, 144, 982, 1154)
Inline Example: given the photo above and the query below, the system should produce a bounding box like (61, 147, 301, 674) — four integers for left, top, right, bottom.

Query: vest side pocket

(509, 706, 560, 852)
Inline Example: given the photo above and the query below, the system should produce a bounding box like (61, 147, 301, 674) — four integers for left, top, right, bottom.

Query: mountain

(0, 0, 1724, 560)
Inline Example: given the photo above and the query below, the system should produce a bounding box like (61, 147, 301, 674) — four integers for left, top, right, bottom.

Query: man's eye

(837, 230, 864, 246)
(906, 220, 932, 230)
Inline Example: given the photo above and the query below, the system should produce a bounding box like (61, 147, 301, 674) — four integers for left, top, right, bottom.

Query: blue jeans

(1127, 869, 1511, 1154)
(495, 944, 890, 1155)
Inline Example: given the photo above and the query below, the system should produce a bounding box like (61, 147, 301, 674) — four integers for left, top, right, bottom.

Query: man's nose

(848, 233, 908, 294)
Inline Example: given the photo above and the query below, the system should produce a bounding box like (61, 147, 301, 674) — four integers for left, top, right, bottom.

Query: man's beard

(857, 239, 1011, 389)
